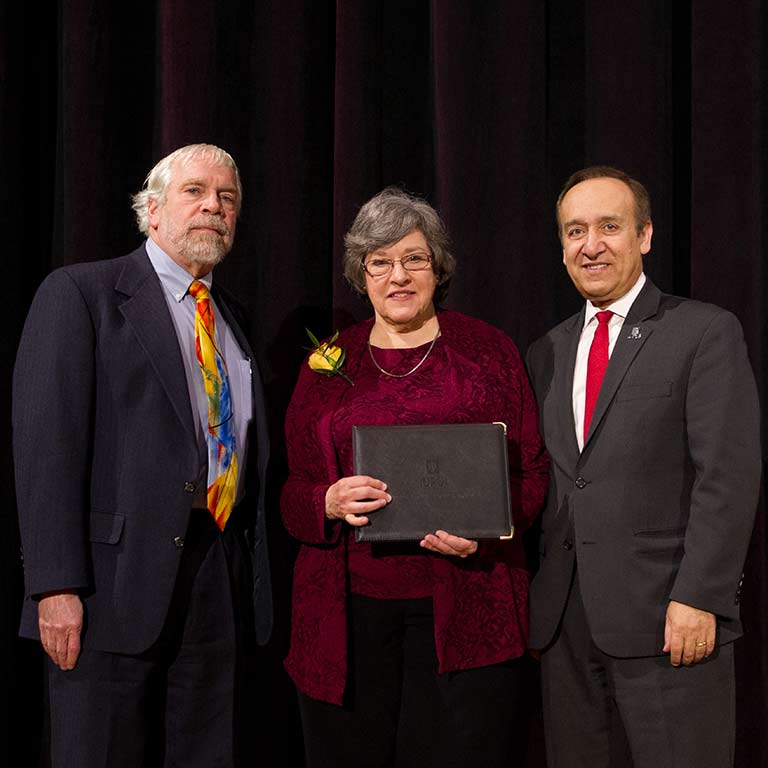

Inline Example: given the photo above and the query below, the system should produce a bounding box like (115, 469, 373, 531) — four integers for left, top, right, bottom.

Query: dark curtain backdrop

(2, 1, 766, 765)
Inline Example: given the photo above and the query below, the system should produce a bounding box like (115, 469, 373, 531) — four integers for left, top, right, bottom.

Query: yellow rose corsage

(305, 328, 354, 386)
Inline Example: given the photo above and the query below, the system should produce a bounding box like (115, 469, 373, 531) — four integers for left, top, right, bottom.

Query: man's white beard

(163, 215, 232, 271)
(177, 228, 229, 270)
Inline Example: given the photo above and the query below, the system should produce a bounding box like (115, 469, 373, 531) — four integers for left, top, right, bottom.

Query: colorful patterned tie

(188, 280, 238, 530)
(583, 310, 614, 443)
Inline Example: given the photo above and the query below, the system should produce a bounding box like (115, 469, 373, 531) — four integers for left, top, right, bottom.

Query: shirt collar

(583, 272, 646, 328)
(145, 237, 213, 303)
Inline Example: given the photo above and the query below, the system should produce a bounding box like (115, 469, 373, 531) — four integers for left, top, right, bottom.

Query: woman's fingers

(326, 476, 391, 521)
(420, 530, 478, 558)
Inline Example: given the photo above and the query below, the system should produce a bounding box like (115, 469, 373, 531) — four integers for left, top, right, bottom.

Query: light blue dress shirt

(145, 237, 252, 502)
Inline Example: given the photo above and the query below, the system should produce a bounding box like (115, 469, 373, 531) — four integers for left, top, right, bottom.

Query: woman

(281, 187, 548, 767)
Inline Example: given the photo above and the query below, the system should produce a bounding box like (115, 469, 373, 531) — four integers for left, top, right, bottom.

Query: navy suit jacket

(525, 279, 760, 656)
(13, 246, 272, 653)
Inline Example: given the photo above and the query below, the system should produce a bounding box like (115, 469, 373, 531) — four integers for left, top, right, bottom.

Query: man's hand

(38, 591, 83, 670)
(663, 599, 715, 666)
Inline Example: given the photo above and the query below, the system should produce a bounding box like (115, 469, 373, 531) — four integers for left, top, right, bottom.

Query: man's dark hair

(556, 165, 651, 236)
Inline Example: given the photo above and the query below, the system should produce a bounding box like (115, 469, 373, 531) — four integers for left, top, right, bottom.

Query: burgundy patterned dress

(281, 310, 549, 705)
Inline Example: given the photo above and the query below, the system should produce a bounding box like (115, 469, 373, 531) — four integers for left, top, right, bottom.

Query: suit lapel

(214, 290, 256, 362)
(115, 248, 197, 441)
(583, 280, 662, 449)
(556, 311, 584, 465)
(212, 288, 272, 483)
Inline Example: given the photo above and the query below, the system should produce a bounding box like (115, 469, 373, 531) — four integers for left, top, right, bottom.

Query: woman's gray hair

(343, 187, 456, 303)
(131, 143, 242, 235)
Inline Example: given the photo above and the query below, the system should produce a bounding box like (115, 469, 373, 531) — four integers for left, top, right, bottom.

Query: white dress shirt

(572, 273, 646, 451)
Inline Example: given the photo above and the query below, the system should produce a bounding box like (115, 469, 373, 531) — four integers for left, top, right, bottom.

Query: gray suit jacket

(13, 246, 272, 653)
(526, 278, 760, 656)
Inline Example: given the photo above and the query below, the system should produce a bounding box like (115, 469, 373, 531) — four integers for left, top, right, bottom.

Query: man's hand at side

(663, 599, 716, 666)
(38, 590, 83, 670)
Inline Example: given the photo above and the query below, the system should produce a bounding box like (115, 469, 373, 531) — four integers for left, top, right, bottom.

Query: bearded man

(13, 144, 272, 767)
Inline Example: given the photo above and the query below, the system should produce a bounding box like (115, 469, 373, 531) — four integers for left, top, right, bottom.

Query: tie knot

(188, 280, 210, 302)
(596, 310, 613, 324)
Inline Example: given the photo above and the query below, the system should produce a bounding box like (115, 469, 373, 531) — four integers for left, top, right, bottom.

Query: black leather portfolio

(352, 422, 514, 542)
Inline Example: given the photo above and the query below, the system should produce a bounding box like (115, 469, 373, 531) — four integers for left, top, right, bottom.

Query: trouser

(298, 594, 531, 768)
(541, 570, 735, 768)
(47, 510, 250, 768)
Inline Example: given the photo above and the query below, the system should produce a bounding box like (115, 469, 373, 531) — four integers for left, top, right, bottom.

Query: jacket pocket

(633, 526, 687, 539)
(632, 528, 685, 563)
(90, 511, 125, 544)
(616, 382, 672, 402)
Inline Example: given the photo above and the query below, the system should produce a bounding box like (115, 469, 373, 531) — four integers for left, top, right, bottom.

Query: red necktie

(584, 310, 614, 442)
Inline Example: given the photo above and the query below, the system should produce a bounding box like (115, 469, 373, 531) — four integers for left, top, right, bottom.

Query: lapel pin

(628, 326, 642, 340)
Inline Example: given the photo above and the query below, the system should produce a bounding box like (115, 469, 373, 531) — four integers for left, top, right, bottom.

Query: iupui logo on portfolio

(420, 458, 447, 488)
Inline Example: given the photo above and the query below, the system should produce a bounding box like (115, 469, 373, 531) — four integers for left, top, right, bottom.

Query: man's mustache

(186, 217, 228, 236)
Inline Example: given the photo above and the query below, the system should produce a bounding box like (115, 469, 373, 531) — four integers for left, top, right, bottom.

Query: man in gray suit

(13, 144, 272, 766)
(526, 166, 760, 767)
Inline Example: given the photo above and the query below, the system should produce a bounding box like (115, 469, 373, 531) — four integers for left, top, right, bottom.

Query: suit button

(575, 477, 587, 489)
(174, 536, 185, 548)
(183, 482, 196, 493)
(562, 539, 574, 550)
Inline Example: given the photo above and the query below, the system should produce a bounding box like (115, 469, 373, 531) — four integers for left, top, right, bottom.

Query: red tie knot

(596, 310, 613, 324)
(188, 280, 211, 302)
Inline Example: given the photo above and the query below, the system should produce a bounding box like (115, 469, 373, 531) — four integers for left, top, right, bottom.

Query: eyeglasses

(362, 253, 433, 277)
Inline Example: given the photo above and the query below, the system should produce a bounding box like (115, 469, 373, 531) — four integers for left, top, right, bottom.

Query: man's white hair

(131, 144, 242, 235)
